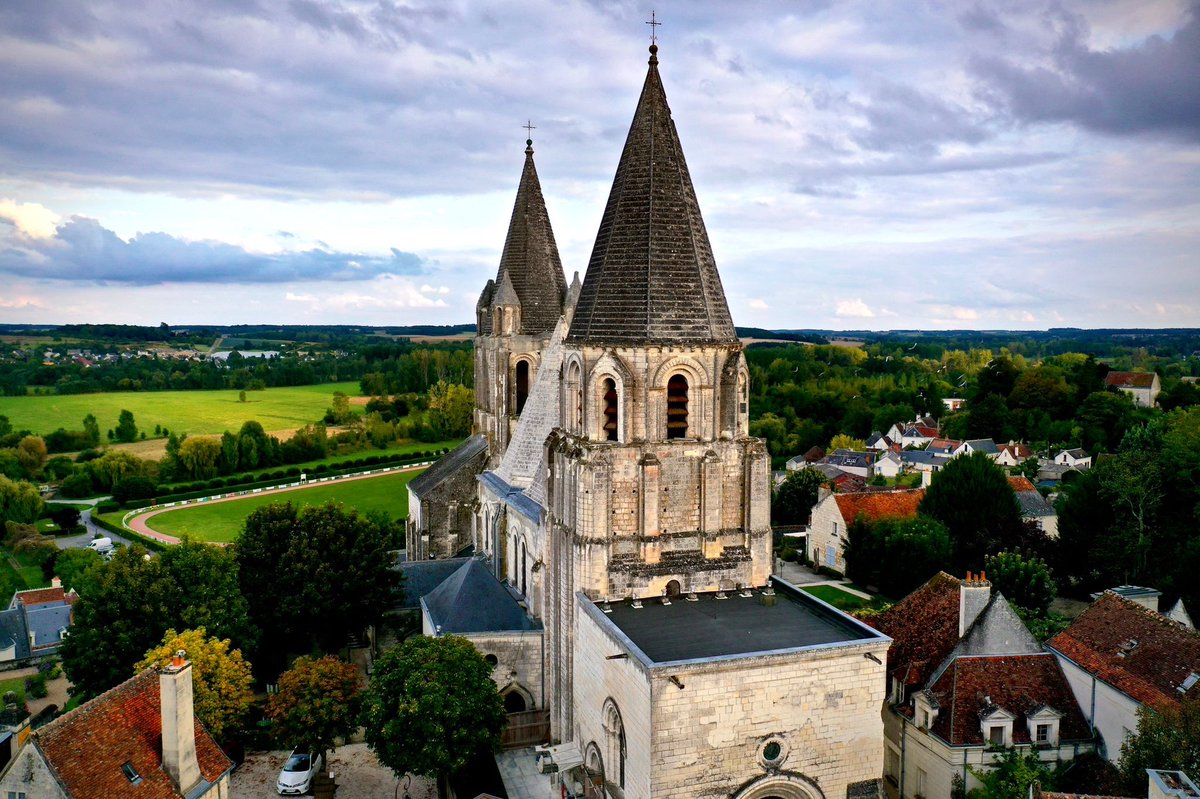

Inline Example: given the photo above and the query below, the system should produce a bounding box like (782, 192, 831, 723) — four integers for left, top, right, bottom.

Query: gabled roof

(1105, 371, 1157, 389)
(407, 435, 488, 499)
(1048, 591, 1200, 706)
(12, 586, 76, 608)
(926, 438, 962, 454)
(999, 443, 1033, 459)
(490, 141, 567, 335)
(566, 44, 737, 347)
(32, 669, 231, 799)
(926, 654, 1091, 746)
(1009, 478, 1055, 518)
(833, 489, 925, 527)
(1058, 448, 1089, 459)
(962, 438, 999, 454)
(869, 572, 962, 688)
(421, 559, 540, 634)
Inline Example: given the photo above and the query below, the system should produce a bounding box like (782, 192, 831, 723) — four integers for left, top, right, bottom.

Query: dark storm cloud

(0, 216, 423, 284)
(970, 3, 1200, 138)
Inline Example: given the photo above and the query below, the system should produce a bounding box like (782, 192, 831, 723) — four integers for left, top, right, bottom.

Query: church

(407, 40, 889, 799)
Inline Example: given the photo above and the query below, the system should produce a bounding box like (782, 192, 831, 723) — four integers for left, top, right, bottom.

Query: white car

(276, 749, 323, 795)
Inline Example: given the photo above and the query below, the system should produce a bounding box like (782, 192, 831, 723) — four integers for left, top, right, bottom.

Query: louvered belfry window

(603, 378, 619, 441)
(667, 374, 689, 439)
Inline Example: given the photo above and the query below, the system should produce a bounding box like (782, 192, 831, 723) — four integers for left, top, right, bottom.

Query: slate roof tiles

(1048, 591, 1200, 706)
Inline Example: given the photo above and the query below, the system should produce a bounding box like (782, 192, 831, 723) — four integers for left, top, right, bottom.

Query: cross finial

(523, 120, 536, 139)
(645, 10, 661, 45)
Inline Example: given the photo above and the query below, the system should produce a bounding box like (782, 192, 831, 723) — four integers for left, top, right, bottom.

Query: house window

(916, 767, 927, 798)
(833, 521, 839, 537)
(666, 374, 689, 439)
(988, 726, 1005, 745)
(603, 700, 626, 789)
(602, 378, 619, 441)
(515, 360, 530, 416)
(1036, 724, 1052, 744)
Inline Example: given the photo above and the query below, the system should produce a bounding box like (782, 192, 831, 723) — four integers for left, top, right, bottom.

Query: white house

(875, 573, 1093, 799)
(1054, 448, 1092, 469)
(995, 442, 1033, 468)
(807, 489, 924, 572)
(888, 422, 939, 449)
(1105, 371, 1161, 407)
(1009, 476, 1058, 538)
(1047, 589, 1200, 762)
(953, 439, 999, 459)
(875, 450, 903, 479)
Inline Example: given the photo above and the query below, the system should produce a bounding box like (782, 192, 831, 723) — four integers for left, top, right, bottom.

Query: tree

(984, 550, 1056, 615)
(48, 505, 81, 532)
(114, 409, 139, 443)
(1119, 695, 1200, 795)
(844, 515, 952, 598)
(772, 468, 824, 525)
(363, 636, 505, 796)
(47, 548, 102, 593)
(1075, 391, 1135, 454)
(137, 628, 254, 742)
(266, 655, 360, 764)
(235, 502, 400, 665)
(968, 745, 1057, 799)
(427, 381, 473, 439)
(82, 414, 100, 446)
(919, 452, 1024, 570)
(62, 539, 257, 699)
(0, 475, 44, 524)
(177, 437, 222, 480)
(828, 434, 866, 452)
(15, 436, 48, 479)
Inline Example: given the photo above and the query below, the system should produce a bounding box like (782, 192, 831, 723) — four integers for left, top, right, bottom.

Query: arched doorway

(503, 690, 527, 713)
(666, 579, 681, 598)
(732, 775, 824, 799)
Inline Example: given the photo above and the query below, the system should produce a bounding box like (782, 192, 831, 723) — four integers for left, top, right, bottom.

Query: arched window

(515, 360, 530, 415)
(667, 374, 689, 439)
(602, 378, 619, 441)
(603, 700, 626, 789)
(566, 361, 583, 432)
(520, 541, 527, 595)
(503, 690, 528, 713)
(666, 579, 681, 598)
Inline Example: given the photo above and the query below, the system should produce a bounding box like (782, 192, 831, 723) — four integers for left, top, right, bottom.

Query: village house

(871, 573, 1093, 799)
(0, 580, 78, 663)
(807, 489, 925, 572)
(1105, 371, 1161, 407)
(1054, 448, 1092, 469)
(875, 450, 904, 479)
(821, 449, 878, 479)
(0, 653, 233, 799)
(995, 442, 1033, 469)
(1008, 477, 1059, 538)
(953, 439, 1000, 460)
(866, 432, 896, 453)
(887, 421, 940, 449)
(1047, 588, 1200, 763)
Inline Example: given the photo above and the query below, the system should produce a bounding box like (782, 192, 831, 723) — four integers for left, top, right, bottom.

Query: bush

(95, 500, 119, 514)
(286, 467, 300, 477)
(25, 673, 48, 699)
(816, 565, 844, 579)
(780, 546, 798, 563)
(2, 690, 19, 706)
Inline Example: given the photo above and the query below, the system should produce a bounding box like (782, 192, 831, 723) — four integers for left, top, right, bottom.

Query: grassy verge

(0, 381, 363, 437)
(130, 469, 421, 545)
(800, 584, 890, 612)
(0, 675, 27, 704)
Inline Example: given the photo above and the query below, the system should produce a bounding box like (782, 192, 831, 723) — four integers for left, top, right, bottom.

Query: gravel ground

(230, 744, 437, 799)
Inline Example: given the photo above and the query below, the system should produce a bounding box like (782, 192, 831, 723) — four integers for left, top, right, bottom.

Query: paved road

(45, 498, 131, 550)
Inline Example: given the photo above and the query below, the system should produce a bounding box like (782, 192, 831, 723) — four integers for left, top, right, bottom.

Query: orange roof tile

(1007, 476, 1038, 493)
(15, 587, 70, 607)
(34, 669, 231, 799)
(834, 489, 925, 525)
(870, 571, 961, 687)
(1048, 592, 1200, 707)
(1105, 371, 1157, 389)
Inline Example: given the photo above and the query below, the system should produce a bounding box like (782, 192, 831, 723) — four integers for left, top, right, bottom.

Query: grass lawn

(139, 469, 421, 544)
(800, 584, 889, 612)
(0, 675, 27, 705)
(0, 381, 362, 438)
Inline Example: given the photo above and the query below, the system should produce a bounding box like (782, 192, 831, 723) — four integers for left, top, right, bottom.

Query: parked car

(276, 749, 323, 796)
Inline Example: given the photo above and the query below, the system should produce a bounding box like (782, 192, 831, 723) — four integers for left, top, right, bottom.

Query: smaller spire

(493, 269, 520, 308)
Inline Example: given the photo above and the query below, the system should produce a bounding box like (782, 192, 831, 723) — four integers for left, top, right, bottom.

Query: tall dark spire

(566, 44, 738, 346)
(492, 137, 567, 336)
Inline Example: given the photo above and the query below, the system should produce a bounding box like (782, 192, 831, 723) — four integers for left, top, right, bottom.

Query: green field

(138, 469, 420, 544)
(0, 382, 362, 437)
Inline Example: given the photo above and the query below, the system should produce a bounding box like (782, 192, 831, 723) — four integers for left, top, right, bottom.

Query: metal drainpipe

(899, 711, 908, 799)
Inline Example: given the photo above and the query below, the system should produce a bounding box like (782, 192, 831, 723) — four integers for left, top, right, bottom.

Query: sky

(0, 0, 1198, 331)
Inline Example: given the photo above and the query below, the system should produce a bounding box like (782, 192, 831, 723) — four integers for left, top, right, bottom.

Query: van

(87, 537, 114, 555)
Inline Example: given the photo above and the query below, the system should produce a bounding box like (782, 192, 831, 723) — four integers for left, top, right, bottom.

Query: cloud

(748, 298, 770, 310)
(835, 299, 875, 318)
(969, 3, 1200, 139)
(0, 214, 424, 285)
(0, 199, 60, 238)
(284, 275, 449, 311)
(0, 294, 44, 310)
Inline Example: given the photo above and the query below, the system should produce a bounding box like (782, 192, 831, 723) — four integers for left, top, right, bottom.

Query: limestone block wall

(0, 746, 69, 798)
(649, 641, 890, 799)
(808, 495, 846, 571)
(573, 600, 654, 798)
(465, 630, 546, 710)
(406, 447, 487, 559)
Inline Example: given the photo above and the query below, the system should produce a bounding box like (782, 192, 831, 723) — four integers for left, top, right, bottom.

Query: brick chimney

(960, 571, 992, 637)
(160, 650, 202, 795)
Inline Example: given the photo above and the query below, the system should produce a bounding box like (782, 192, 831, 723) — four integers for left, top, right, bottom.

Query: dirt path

(125, 464, 428, 545)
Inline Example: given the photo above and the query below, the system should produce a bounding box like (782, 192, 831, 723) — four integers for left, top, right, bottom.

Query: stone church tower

(474, 140, 569, 463)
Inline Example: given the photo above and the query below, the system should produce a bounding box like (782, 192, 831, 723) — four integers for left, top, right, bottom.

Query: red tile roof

(1000, 443, 1033, 459)
(33, 669, 231, 799)
(1007, 476, 1038, 493)
(1048, 592, 1200, 707)
(1105, 371, 1157, 389)
(914, 425, 939, 438)
(834, 489, 925, 526)
(14, 586, 73, 607)
(927, 654, 1092, 746)
(869, 571, 961, 687)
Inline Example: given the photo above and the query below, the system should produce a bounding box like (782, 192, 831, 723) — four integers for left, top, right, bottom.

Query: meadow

(0, 382, 362, 438)
(135, 469, 419, 544)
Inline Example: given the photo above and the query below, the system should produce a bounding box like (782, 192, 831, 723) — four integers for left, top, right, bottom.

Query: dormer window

(913, 691, 939, 731)
(988, 725, 1006, 745)
(1026, 705, 1063, 747)
(980, 703, 1015, 747)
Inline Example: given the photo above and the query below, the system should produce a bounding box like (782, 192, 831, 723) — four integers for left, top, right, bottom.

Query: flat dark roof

(598, 583, 881, 664)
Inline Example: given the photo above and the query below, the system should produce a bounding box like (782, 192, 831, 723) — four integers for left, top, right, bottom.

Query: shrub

(95, 500, 119, 514)
(816, 565, 844, 579)
(25, 673, 48, 699)
(286, 467, 300, 477)
(2, 690, 18, 706)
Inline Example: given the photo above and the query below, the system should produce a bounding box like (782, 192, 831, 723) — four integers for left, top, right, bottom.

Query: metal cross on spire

(523, 120, 536, 139)
(645, 10, 661, 45)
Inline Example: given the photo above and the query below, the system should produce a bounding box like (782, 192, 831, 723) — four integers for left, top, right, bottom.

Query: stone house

(0, 654, 232, 798)
(822, 449, 877, 478)
(1104, 371, 1161, 407)
(0, 581, 78, 663)
(1008, 477, 1058, 538)
(870, 573, 1092, 799)
(405, 435, 488, 558)
(924, 439, 962, 460)
(408, 40, 891, 799)
(807, 490, 925, 572)
(1047, 589, 1200, 762)
(887, 423, 939, 449)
